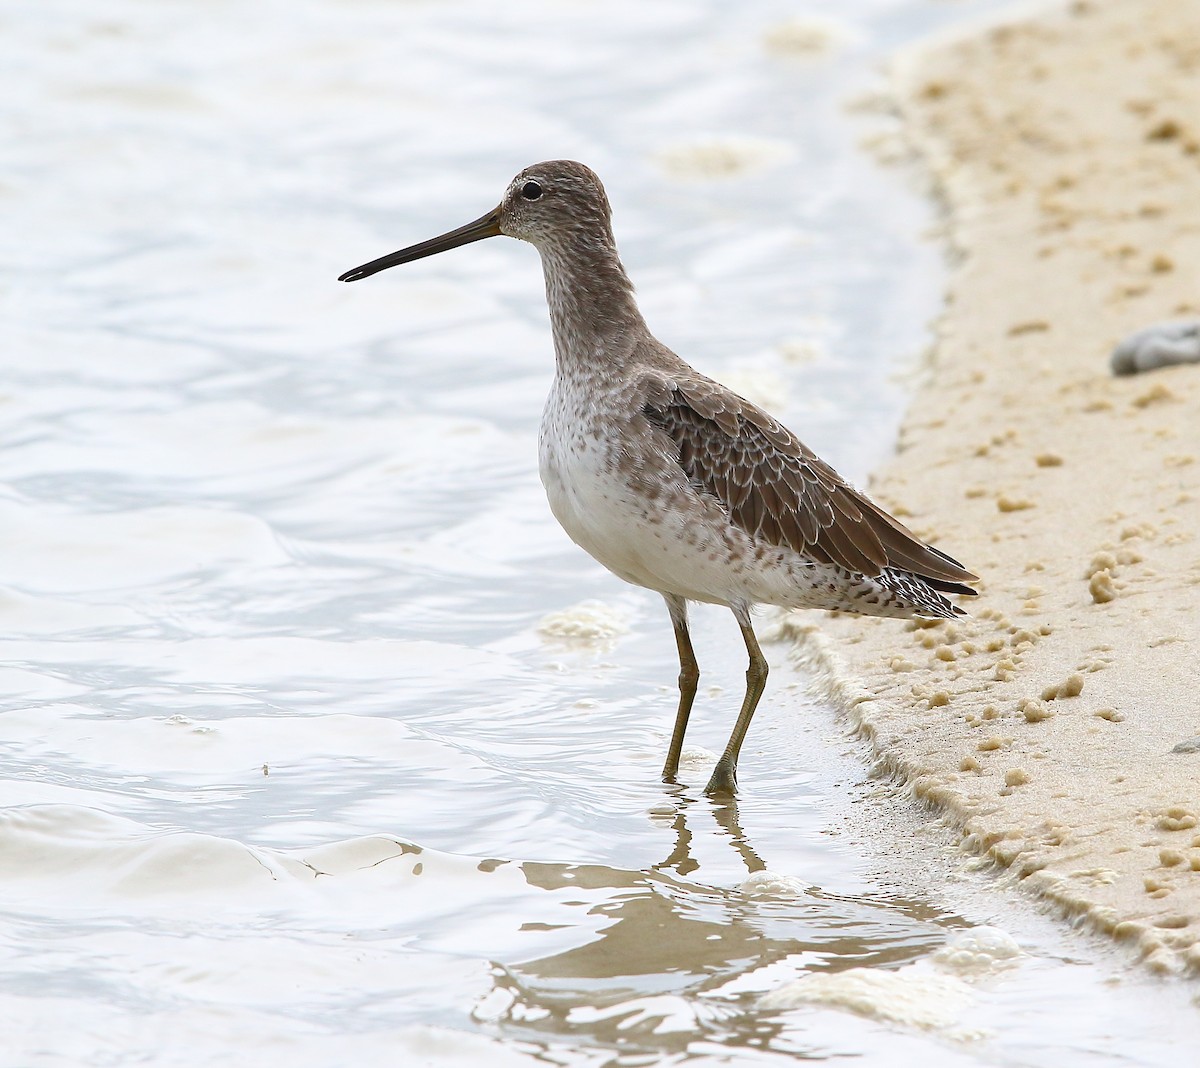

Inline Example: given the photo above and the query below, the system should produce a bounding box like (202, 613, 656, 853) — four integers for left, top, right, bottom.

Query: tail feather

(924, 576, 978, 598)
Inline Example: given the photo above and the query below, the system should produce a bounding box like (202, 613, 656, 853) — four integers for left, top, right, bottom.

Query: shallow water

(2, 0, 1198, 1064)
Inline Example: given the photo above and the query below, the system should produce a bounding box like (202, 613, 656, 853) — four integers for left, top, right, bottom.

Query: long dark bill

(338, 207, 503, 282)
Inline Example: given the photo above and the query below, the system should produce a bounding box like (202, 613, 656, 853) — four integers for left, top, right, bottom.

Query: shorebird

(339, 160, 977, 797)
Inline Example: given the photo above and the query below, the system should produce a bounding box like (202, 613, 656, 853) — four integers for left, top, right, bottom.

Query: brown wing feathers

(642, 384, 977, 593)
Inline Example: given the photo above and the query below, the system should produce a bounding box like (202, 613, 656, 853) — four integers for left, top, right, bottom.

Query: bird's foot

(704, 759, 738, 798)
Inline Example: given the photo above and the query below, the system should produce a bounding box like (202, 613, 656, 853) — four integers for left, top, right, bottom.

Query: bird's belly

(539, 431, 659, 586)
(538, 418, 768, 605)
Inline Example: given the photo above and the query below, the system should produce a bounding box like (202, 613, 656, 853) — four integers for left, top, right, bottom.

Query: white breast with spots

(539, 380, 649, 583)
(538, 377, 764, 605)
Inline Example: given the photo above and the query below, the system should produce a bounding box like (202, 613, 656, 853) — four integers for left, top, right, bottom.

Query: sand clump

(788, 0, 1200, 974)
(656, 138, 792, 181)
(762, 16, 853, 59)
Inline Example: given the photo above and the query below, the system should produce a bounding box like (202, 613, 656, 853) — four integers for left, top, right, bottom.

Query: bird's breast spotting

(538, 381, 647, 582)
(538, 379, 790, 605)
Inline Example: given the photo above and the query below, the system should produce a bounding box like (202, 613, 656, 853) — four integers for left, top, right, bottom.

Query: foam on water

(933, 926, 1023, 974)
(762, 967, 976, 1033)
(537, 601, 630, 645)
(760, 927, 1022, 1038)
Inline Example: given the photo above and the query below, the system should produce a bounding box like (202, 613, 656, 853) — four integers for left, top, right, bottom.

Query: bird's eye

(520, 180, 543, 201)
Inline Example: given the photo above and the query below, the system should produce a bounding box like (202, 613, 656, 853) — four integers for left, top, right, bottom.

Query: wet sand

(790, 0, 1200, 974)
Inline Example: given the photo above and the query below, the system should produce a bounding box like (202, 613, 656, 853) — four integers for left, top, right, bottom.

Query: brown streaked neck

(536, 230, 647, 374)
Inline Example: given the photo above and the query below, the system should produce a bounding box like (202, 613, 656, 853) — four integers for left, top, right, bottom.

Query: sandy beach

(790, 0, 1200, 974)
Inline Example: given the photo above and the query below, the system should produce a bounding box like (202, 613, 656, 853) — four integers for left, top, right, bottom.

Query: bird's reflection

(652, 789, 766, 878)
(474, 790, 951, 1059)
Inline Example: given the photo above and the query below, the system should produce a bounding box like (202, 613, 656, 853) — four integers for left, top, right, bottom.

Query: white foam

(761, 925, 1022, 1035)
(677, 744, 717, 769)
(537, 601, 629, 644)
(739, 870, 810, 897)
(761, 966, 973, 1031)
(932, 926, 1022, 974)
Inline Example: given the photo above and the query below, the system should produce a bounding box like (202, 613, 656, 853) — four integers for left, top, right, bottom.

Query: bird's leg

(705, 604, 768, 797)
(661, 593, 699, 783)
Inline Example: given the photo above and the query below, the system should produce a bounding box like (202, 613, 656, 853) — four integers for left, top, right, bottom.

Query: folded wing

(641, 377, 977, 596)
